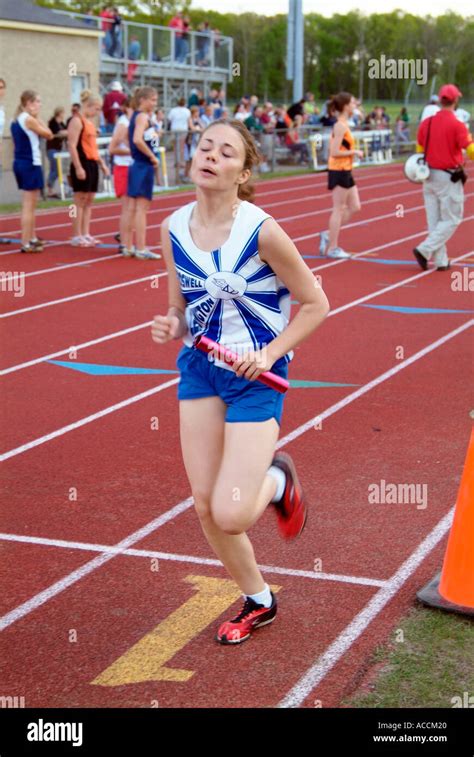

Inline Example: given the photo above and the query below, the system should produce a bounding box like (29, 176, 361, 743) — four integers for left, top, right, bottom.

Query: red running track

(0, 163, 473, 708)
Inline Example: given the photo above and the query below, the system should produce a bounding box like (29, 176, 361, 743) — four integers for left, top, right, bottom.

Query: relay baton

(193, 335, 289, 394)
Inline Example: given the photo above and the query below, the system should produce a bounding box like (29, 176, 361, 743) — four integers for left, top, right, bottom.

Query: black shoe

(21, 244, 42, 253)
(436, 262, 451, 271)
(114, 232, 121, 243)
(413, 248, 428, 271)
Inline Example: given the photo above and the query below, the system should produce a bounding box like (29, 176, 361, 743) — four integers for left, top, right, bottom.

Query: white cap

(110, 81, 123, 92)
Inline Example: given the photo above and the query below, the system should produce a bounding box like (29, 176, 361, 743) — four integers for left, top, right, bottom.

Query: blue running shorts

(176, 344, 288, 425)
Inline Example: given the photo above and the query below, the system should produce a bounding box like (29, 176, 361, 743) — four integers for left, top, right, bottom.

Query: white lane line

(0, 201, 435, 317)
(0, 321, 468, 630)
(16, 180, 419, 275)
(0, 376, 179, 461)
(0, 179, 417, 260)
(327, 249, 473, 314)
(0, 273, 163, 318)
(0, 320, 153, 376)
(1, 166, 402, 233)
(0, 498, 194, 632)
(2, 245, 472, 376)
(277, 319, 473, 449)
(0, 532, 386, 588)
(278, 508, 454, 707)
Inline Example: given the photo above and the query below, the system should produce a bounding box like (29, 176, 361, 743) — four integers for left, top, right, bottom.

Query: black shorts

(69, 158, 99, 193)
(328, 170, 355, 191)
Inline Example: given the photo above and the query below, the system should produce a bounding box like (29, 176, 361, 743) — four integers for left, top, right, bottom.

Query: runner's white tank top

(168, 199, 293, 372)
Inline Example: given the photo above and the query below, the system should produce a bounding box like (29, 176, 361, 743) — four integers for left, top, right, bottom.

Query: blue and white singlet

(168, 200, 293, 371)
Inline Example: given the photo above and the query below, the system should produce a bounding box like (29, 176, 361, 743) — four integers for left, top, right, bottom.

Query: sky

(192, 0, 472, 16)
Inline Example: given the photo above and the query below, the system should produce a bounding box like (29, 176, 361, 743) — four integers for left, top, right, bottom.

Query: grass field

(344, 606, 474, 708)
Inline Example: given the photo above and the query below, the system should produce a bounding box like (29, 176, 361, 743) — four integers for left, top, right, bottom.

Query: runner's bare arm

(258, 217, 330, 364)
(151, 217, 188, 344)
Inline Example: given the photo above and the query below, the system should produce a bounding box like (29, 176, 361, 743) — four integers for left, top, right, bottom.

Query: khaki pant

(418, 168, 464, 267)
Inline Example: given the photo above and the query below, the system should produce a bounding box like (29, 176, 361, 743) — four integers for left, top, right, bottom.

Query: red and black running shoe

(216, 592, 277, 644)
(271, 451, 307, 539)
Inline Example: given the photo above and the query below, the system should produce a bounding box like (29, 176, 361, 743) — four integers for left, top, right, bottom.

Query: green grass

(343, 605, 474, 708)
(0, 159, 409, 214)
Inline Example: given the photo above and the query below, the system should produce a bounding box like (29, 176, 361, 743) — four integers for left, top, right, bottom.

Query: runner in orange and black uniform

(319, 92, 364, 259)
(67, 90, 109, 247)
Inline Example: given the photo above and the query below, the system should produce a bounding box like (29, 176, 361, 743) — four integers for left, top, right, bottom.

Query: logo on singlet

(205, 272, 247, 300)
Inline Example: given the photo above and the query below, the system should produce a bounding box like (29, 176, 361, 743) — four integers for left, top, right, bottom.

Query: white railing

(53, 137, 168, 201)
(53, 10, 233, 75)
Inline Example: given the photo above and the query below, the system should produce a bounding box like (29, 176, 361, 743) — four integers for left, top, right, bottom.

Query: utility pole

(286, 0, 304, 103)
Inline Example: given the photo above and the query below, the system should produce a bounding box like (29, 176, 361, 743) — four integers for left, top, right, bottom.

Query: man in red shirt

(169, 12, 184, 62)
(413, 84, 474, 271)
(102, 81, 126, 133)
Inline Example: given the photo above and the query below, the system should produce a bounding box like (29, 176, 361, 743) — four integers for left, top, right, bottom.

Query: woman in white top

(109, 97, 134, 256)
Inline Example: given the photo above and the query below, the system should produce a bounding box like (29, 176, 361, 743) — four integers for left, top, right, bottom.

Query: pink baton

(193, 335, 289, 394)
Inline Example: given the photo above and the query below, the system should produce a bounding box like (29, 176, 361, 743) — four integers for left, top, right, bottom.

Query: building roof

(0, 0, 91, 30)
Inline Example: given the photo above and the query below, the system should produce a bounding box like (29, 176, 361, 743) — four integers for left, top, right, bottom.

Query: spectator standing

(110, 7, 122, 57)
(169, 11, 184, 63)
(413, 84, 474, 272)
(183, 105, 204, 181)
(196, 21, 211, 66)
(108, 97, 133, 255)
(180, 15, 191, 65)
(168, 97, 191, 182)
(46, 107, 67, 198)
(99, 5, 114, 55)
(103, 81, 126, 133)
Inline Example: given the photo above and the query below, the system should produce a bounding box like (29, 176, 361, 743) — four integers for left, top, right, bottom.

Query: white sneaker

(327, 247, 352, 259)
(134, 248, 162, 260)
(70, 236, 89, 247)
(119, 245, 134, 258)
(319, 231, 329, 255)
(83, 234, 99, 245)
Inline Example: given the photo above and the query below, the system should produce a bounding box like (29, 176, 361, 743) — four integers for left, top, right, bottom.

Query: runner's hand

(232, 349, 273, 381)
(151, 314, 181, 344)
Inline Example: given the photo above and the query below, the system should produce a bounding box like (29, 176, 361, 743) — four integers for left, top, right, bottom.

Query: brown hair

(14, 90, 39, 118)
(328, 91, 353, 116)
(131, 86, 157, 110)
(199, 118, 261, 202)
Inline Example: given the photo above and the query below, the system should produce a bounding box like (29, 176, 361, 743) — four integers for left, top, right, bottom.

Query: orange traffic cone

(417, 428, 474, 616)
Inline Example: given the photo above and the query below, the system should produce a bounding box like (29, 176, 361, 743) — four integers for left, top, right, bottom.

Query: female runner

(152, 119, 329, 644)
(319, 92, 363, 259)
(11, 90, 53, 252)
